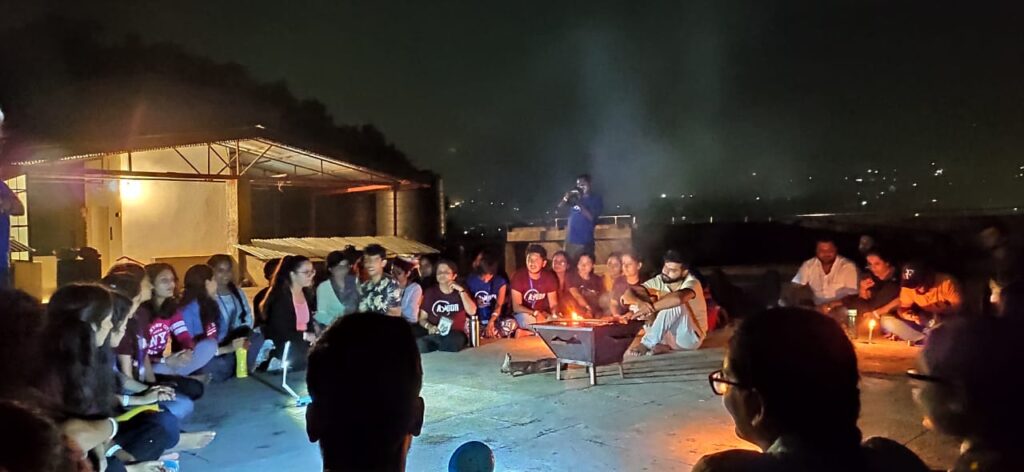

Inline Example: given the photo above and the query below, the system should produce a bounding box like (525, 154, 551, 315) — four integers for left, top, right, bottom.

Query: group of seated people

(0, 254, 259, 471)
(783, 236, 980, 344)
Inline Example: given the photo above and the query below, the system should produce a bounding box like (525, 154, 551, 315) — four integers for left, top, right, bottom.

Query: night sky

(5, 1, 1024, 224)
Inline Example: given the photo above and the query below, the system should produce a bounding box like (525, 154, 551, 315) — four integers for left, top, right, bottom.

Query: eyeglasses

(708, 369, 747, 396)
(906, 368, 946, 384)
(294, 270, 316, 276)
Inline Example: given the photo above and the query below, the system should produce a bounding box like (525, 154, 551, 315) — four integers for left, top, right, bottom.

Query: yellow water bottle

(235, 347, 248, 378)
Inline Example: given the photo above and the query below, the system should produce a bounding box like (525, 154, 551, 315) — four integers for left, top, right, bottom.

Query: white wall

(87, 148, 231, 262)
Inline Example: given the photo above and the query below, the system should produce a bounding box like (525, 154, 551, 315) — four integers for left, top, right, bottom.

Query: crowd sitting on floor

(3, 221, 1023, 472)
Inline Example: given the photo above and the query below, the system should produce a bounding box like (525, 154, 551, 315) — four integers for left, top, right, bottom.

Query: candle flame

(868, 319, 877, 330)
(571, 311, 581, 321)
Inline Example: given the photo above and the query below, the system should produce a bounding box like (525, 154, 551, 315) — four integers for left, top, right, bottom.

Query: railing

(553, 214, 636, 230)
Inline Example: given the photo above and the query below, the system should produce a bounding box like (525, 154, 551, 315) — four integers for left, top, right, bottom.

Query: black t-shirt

(565, 271, 606, 314)
(421, 286, 469, 335)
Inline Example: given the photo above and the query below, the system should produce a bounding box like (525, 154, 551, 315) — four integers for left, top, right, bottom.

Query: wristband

(107, 417, 119, 441)
(122, 394, 130, 407)
(105, 443, 122, 457)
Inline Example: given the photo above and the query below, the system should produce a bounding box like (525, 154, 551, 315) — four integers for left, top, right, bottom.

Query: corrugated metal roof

(235, 235, 437, 260)
(10, 239, 33, 253)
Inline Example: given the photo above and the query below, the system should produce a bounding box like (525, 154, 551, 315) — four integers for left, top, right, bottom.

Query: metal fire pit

(533, 319, 645, 385)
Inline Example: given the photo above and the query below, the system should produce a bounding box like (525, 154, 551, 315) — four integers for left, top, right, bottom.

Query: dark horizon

(3, 2, 1024, 225)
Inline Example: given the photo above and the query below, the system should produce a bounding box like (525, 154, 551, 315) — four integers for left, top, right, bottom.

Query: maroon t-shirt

(510, 269, 559, 313)
(421, 286, 469, 335)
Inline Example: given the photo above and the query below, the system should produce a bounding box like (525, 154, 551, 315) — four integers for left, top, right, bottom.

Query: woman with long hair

(314, 250, 359, 328)
(44, 283, 182, 471)
(260, 255, 316, 370)
(391, 258, 423, 331)
(566, 252, 606, 318)
(175, 265, 246, 376)
(206, 255, 268, 379)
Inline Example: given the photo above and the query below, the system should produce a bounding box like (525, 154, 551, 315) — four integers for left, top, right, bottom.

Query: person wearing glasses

(695, 307, 929, 472)
(260, 255, 317, 371)
(910, 316, 1024, 472)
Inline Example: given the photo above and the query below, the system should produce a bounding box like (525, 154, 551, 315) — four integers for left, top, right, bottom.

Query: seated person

(694, 307, 930, 472)
(913, 316, 1024, 471)
(306, 313, 424, 472)
(315, 250, 360, 328)
(874, 262, 962, 344)
(392, 258, 424, 332)
(608, 249, 645, 317)
(783, 237, 859, 322)
(252, 258, 281, 326)
(358, 244, 402, 317)
(831, 249, 901, 320)
(599, 252, 624, 314)
(416, 260, 477, 353)
(466, 252, 508, 337)
(550, 250, 570, 302)
(508, 244, 559, 335)
(207, 255, 266, 378)
(261, 256, 317, 371)
(176, 264, 248, 379)
(565, 252, 606, 317)
(624, 250, 708, 356)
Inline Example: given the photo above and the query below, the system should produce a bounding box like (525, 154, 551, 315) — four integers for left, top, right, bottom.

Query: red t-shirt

(145, 311, 195, 357)
(510, 269, 559, 313)
(421, 286, 469, 335)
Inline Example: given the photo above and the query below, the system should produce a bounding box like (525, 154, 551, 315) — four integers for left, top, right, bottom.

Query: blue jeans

(159, 396, 194, 421)
(514, 312, 538, 332)
(879, 315, 927, 342)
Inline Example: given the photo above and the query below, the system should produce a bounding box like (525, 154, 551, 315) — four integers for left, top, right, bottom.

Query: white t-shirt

(643, 273, 708, 333)
(792, 256, 859, 305)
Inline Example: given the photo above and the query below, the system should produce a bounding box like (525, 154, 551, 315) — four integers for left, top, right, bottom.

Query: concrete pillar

(225, 178, 252, 281)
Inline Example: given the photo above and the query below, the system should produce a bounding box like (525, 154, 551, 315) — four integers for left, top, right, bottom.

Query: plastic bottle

(235, 347, 248, 378)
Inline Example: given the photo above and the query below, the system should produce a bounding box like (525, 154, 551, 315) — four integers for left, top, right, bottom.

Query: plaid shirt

(358, 275, 401, 315)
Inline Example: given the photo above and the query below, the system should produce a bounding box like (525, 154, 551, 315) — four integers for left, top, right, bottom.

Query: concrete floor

(179, 331, 959, 471)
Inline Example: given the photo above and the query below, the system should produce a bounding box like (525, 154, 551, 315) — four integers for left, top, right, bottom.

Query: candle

(867, 318, 877, 343)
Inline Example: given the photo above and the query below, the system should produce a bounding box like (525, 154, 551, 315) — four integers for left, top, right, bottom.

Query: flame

(571, 311, 581, 321)
(868, 318, 878, 331)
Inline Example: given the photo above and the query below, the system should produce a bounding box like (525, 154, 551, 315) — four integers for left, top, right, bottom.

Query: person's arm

(835, 261, 860, 299)
(62, 418, 116, 453)
(546, 291, 558, 315)
(418, 309, 439, 335)
(0, 184, 24, 216)
(117, 354, 136, 380)
(938, 280, 963, 315)
(652, 288, 694, 312)
(386, 283, 403, 317)
(495, 284, 507, 314)
(142, 356, 156, 384)
(169, 314, 196, 350)
(569, 287, 590, 312)
(452, 283, 478, 316)
(511, 289, 531, 314)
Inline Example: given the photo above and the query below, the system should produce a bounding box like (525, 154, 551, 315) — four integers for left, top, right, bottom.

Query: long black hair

(207, 254, 248, 325)
(44, 284, 120, 418)
(261, 255, 312, 316)
(179, 264, 220, 337)
(144, 262, 178, 320)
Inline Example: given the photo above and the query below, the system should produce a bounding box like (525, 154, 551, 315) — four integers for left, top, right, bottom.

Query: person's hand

(165, 350, 193, 369)
(535, 311, 549, 323)
(230, 337, 247, 352)
(486, 322, 498, 338)
(860, 277, 875, 291)
(125, 461, 168, 472)
(141, 386, 174, 404)
(302, 332, 317, 344)
(634, 302, 656, 318)
(450, 282, 466, 293)
(428, 325, 441, 335)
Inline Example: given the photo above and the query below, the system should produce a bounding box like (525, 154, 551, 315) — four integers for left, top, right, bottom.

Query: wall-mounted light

(120, 179, 144, 202)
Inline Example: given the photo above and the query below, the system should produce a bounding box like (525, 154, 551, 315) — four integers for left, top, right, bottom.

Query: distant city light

(660, 193, 667, 198)
(751, 172, 757, 177)
(934, 169, 944, 176)
(860, 201, 868, 206)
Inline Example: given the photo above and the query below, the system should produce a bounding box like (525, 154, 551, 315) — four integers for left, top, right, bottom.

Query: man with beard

(624, 250, 708, 356)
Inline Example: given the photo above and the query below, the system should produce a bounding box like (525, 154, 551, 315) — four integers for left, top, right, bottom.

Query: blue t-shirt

(567, 193, 603, 245)
(466, 273, 508, 323)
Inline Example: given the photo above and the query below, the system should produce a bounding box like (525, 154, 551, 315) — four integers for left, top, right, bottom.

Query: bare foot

(125, 462, 168, 472)
(158, 453, 180, 462)
(651, 343, 673, 355)
(626, 344, 650, 357)
(170, 431, 216, 451)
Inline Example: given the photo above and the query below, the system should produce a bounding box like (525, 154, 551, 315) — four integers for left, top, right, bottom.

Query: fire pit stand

(533, 319, 645, 386)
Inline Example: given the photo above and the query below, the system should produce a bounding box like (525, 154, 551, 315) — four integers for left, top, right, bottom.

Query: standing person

(260, 255, 317, 371)
(623, 250, 708, 356)
(416, 260, 477, 353)
(314, 250, 360, 328)
(306, 313, 424, 472)
(694, 308, 929, 472)
(509, 245, 560, 336)
(784, 237, 859, 322)
(565, 252, 606, 317)
(392, 258, 424, 333)
(358, 244, 402, 317)
(466, 252, 508, 338)
(0, 179, 23, 289)
(559, 174, 603, 262)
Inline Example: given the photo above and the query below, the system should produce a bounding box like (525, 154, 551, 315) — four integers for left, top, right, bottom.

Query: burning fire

(571, 311, 581, 321)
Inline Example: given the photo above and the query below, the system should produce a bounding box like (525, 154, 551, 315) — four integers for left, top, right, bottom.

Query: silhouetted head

(307, 313, 424, 472)
(713, 307, 861, 452)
